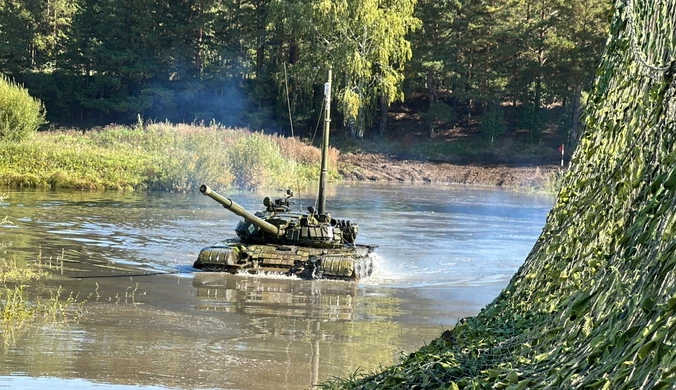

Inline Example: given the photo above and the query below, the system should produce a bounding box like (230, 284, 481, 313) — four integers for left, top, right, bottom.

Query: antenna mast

(317, 69, 331, 215)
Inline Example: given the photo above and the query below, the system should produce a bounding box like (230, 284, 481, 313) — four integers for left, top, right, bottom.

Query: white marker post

(559, 143, 565, 171)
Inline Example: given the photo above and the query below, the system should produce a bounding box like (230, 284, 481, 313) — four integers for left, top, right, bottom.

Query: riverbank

(0, 122, 561, 192)
(338, 152, 561, 190)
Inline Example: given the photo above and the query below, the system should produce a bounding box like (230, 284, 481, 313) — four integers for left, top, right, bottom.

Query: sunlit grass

(0, 122, 340, 191)
(0, 198, 85, 347)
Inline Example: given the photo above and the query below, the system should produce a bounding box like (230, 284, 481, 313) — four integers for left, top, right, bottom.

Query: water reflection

(193, 274, 357, 321)
(196, 276, 339, 387)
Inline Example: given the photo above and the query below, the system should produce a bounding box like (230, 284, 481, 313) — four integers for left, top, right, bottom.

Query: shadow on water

(0, 183, 553, 389)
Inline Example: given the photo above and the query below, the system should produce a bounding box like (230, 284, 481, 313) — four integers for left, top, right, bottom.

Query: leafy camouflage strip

(326, 1, 676, 388)
(628, 0, 676, 77)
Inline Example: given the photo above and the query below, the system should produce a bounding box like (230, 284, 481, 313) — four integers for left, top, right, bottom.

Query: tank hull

(194, 239, 375, 280)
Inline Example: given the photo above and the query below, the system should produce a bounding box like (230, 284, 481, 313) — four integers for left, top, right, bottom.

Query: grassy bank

(0, 122, 339, 191)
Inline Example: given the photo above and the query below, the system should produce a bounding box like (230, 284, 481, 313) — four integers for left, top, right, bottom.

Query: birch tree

(307, 0, 419, 138)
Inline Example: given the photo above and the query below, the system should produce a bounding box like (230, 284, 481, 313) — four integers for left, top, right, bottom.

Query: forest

(0, 0, 610, 143)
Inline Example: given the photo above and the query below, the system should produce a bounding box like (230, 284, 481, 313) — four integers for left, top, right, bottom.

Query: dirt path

(338, 152, 560, 189)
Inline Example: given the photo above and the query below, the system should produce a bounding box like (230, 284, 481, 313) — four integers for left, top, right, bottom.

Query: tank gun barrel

(200, 185, 281, 236)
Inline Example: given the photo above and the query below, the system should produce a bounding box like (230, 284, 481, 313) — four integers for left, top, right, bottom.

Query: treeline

(0, 0, 609, 141)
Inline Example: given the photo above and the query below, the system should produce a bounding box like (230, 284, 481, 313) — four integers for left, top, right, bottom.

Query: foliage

(288, 0, 420, 138)
(325, 1, 676, 388)
(226, 132, 293, 190)
(405, 0, 611, 137)
(0, 74, 46, 141)
(0, 258, 47, 285)
(407, 0, 459, 97)
(518, 103, 548, 144)
(0, 123, 338, 191)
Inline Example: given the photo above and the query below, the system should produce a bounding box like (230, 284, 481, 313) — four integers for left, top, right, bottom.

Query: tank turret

(199, 184, 360, 249)
(194, 69, 375, 280)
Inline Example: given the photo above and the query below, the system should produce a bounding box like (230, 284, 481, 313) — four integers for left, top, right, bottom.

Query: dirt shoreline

(338, 152, 561, 189)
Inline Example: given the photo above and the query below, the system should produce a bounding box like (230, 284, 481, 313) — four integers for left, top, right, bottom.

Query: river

(0, 182, 553, 389)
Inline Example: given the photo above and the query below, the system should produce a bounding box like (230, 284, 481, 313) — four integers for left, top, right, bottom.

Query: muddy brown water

(0, 183, 553, 389)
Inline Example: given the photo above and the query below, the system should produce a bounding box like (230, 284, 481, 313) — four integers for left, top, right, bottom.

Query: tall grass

(0, 210, 84, 346)
(0, 122, 339, 191)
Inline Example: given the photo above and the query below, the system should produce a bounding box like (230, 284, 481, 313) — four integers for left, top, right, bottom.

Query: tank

(193, 69, 376, 281)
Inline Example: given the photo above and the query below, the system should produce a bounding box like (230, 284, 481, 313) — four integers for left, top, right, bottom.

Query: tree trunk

(235, 0, 242, 53)
(379, 94, 388, 136)
(196, 26, 203, 76)
(255, 1, 267, 79)
(426, 72, 437, 137)
(289, 37, 299, 65)
(348, 113, 365, 139)
(349, 115, 357, 138)
(570, 84, 583, 144)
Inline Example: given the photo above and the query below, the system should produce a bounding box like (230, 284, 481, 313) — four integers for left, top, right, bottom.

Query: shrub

(0, 75, 46, 142)
(226, 131, 294, 190)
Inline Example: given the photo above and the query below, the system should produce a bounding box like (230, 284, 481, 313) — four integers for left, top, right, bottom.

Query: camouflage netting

(334, 1, 676, 389)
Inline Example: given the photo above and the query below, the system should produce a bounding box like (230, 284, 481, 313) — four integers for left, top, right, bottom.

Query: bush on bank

(0, 75, 46, 142)
(0, 122, 339, 191)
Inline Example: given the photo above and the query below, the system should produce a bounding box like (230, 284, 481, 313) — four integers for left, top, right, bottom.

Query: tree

(0, 0, 38, 74)
(0, 0, 611, 132)
(0, 0, 79, 73)
(420, 101, 455, 137)
(554, 0, 610, 143)
(481, 103, 506, 148)
(407, 0, 459, 136)
(301, 0, 420, 138)
(489, 0, 610, 141)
